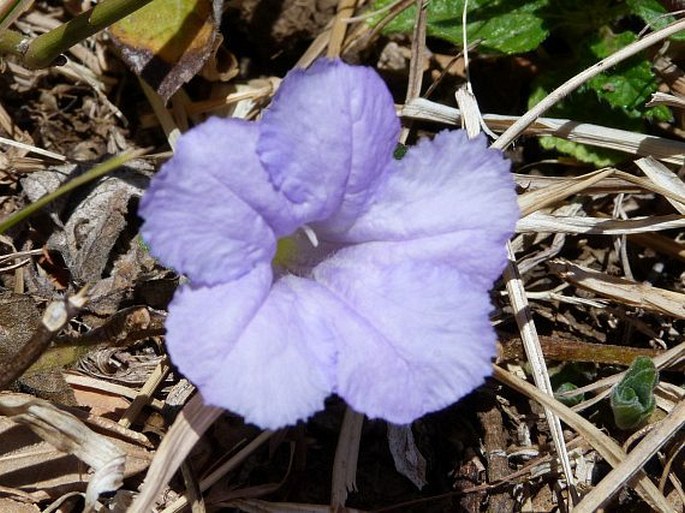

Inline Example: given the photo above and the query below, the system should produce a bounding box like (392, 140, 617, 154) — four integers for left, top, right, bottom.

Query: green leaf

(527, 27, 671, 165)
(372, 0, 549, 54)
(610, 356, 659, 430)
(586, 30, 660, 115)
(554, 382, 584, 407)
(538, 136, 622, 167)
(626, 0, 685, 41)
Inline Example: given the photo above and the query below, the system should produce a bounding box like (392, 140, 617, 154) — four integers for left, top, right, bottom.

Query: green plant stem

(17, 0, 156, 68)
(0, 28, 27, 57)
(0, 149, 147, 235)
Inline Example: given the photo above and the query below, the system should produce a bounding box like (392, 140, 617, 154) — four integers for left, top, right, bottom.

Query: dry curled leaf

(0, 393, 126, 511)
(387, 424, 427, 490)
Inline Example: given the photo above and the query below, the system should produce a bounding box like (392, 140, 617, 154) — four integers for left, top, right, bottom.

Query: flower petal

(165, 264, 273, 386)
(257, 59, 400, 230)
(167, 266, 337, 429)
(312, 243, 499, 424)
(337, 130, 518, 245)
(139, 118, 302, 285)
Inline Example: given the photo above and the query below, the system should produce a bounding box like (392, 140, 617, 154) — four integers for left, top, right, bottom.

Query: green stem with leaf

(0, 0, 155, 68)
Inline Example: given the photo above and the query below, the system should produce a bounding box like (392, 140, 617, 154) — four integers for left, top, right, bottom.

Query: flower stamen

(302, 224, 319, 248)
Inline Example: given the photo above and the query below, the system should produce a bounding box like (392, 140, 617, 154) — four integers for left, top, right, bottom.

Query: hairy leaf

(610, 356, 658, 430)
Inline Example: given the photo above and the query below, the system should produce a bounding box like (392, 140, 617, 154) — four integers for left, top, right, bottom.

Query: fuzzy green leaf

(610, 356, 658, 430)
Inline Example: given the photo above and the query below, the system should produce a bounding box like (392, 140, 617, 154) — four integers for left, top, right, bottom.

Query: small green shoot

(610, 356, 659, 430)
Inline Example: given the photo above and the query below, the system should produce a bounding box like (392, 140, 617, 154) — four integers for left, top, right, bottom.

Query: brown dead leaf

(47, 167, 149, 285)
(21, 160, 155, 314)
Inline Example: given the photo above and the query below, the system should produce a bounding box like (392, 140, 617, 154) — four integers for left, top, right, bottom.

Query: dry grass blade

(401, 99, 685, 165)
(128, 394, 222, 513)
(139, 79, 180, 150)
(647, 91, 685, 109)
(118, 357, 170, 429)
(514, 172, 643, 194)
(0, 135, 65, 161)
(397, 0, 427, 145)
(503, 244, 577, 502)
(550, 259, 685, 319)
(0, 392, 125, 512)
(492, 366, 675, 512)
(331, 408, 365, 508)
(517, 168, 614, 217)
(517, 213, 685, 235)
(327, 0, 357, 57)
(574, 399, 685, 513)
(635, 156, 685, 213)
(161, 430, 273, 513)
(629, 232, 685, 264)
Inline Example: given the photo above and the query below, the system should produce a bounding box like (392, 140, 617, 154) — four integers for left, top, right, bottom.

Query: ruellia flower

(139, 59, 519, 429)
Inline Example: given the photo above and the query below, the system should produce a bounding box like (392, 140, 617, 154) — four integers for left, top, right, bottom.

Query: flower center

(272, 226, 332, 277)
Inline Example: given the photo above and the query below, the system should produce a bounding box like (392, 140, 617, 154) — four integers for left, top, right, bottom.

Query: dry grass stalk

(128, 394, 223, 513)
(550, 259, 685, 319)
(402, 98, 685, 165)
(331, 408, 365, 508)
(503, 244, 578, 503)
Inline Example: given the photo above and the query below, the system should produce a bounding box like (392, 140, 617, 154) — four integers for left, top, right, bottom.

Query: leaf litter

(0, 1, 684, 512)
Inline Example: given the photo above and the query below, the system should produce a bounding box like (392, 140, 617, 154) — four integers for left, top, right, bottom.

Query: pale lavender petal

(258, 59, 400, 229)
(140, 118, 302, 285)
(336, 130, 518, 246)
(312, 244, 498, 424)
(165, 264, 273, 386)
(167, 267, 337, 429)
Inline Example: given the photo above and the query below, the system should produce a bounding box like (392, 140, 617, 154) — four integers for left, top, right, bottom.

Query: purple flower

(139, 59, 518, 429)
